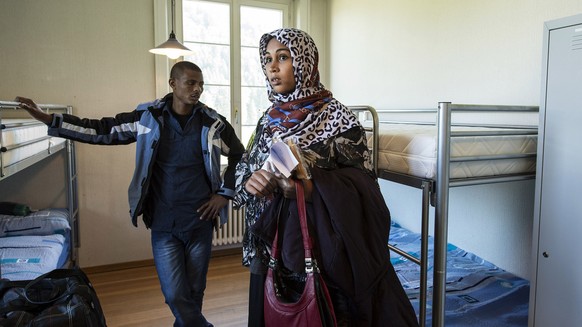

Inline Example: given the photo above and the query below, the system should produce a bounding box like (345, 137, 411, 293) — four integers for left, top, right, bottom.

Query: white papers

(261, 141, 299, 177)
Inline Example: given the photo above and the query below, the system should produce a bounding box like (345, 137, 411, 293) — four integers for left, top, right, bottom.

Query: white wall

(295, 0, 329, 86)
(0, 0, 156, 267)
(328, 0, 582, 107)
(328, 0, 582, 279)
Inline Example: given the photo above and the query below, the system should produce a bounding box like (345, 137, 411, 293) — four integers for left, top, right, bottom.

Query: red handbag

(264, 180, 337, 327)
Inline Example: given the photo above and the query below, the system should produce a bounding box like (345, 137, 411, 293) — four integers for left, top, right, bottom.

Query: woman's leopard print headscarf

(260, 28, 324, 103)
(257, 28, 362, 150)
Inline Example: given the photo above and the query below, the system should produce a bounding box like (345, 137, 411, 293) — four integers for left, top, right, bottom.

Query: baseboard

(211, 246, 242, 258)
(82, 247, 242, 274)
(82, 259, 155, 274)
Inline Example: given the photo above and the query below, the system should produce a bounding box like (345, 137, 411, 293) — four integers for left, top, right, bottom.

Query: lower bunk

(389, 221, 529, 326)
(0, 207, 72, 281)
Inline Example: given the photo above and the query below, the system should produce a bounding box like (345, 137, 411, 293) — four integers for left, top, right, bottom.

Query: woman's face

(264, 38, 295, 95)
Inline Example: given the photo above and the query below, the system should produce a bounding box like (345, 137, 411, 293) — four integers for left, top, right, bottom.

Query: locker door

(533, 21, 582, 325)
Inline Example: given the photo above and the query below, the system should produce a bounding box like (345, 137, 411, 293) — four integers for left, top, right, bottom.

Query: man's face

(170, 69, 204, 106)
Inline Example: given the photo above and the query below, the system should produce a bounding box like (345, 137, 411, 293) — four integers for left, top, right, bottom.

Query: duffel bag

(0, 268, 107, 327)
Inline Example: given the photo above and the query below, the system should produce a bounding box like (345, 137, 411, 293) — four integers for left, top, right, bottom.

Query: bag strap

(23, 268, 94, 304)
(295, 180, 316, 273)
(269, 180, 315, 274)
(269, 196, 284, 259)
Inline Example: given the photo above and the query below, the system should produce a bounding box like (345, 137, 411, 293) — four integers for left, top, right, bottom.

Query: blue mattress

(0, 208, 71, 281)
(389, 223, 529, 326)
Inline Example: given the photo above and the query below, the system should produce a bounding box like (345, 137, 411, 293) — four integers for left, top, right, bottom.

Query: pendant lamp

(149, 0, 192, 59)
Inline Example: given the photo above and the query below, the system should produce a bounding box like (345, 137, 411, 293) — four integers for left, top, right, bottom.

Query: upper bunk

(0, 101, 71, 182)
(349, 103, 539, 189)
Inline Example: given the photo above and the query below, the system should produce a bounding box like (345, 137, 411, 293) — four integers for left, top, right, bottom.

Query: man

(16, 61, 245, 327)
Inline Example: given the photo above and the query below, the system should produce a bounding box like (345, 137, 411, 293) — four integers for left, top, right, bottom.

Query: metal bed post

(0, 106, 4, 177)
(64, 105, 80, 266)
(368, 106, 379, 176)
(418, 180, 431, 327)
(347, 105, 379, 176)
(433, 102, 451, 327)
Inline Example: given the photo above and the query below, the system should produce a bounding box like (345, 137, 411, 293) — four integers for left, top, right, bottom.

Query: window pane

(182, 0, 231, 122)
(201, 85, 231, 120)
(240, 5, 283, 146)
(183, 0, 230, 44)
(241, 86, 270, 126)
(240, 6, 283, 47)
(241, 47, 265, 87)
(184, 43, 230, 85)
(241, 85, 269, 147)
(241, 126, 256, 149)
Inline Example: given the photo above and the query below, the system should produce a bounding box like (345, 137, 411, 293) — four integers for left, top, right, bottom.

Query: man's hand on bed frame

(14, 96, 53, 124)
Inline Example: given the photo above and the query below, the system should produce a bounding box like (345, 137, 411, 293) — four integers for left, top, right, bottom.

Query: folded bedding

(389, 222, 529, 326)
(0, 208, 71, 281)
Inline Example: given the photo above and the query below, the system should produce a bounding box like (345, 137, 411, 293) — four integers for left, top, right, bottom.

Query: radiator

(212, 201, 245, 248)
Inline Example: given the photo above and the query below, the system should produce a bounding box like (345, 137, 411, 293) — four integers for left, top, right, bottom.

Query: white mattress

(372, 124, 537, 179)
(1, 118, 66, 167)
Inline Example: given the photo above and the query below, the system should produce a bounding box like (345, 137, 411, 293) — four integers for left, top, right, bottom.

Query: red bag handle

(269, 179, 315, 274)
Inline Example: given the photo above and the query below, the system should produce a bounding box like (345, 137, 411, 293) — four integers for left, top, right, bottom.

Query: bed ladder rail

(347, 105, 379, 175)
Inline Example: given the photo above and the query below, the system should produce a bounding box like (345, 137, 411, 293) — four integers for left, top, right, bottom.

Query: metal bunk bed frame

(349, 102, 538, 327)
(0, 100, 80, 266)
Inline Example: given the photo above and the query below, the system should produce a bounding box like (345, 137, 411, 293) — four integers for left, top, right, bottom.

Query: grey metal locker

(530, 13, 582, 326)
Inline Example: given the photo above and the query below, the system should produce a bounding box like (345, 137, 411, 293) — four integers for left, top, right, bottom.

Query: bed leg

(418, 180, 431, 327)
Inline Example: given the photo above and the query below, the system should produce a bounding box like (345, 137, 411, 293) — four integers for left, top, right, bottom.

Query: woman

(233, 28, 418, 326)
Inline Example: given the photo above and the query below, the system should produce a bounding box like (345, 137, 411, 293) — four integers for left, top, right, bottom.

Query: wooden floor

(87, 253, 249, 327)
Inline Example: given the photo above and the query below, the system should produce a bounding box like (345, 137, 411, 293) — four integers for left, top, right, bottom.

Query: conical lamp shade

(149, 32, 193, 59)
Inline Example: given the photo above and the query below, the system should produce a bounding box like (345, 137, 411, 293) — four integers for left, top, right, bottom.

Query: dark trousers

(248, 272, 267, 327)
